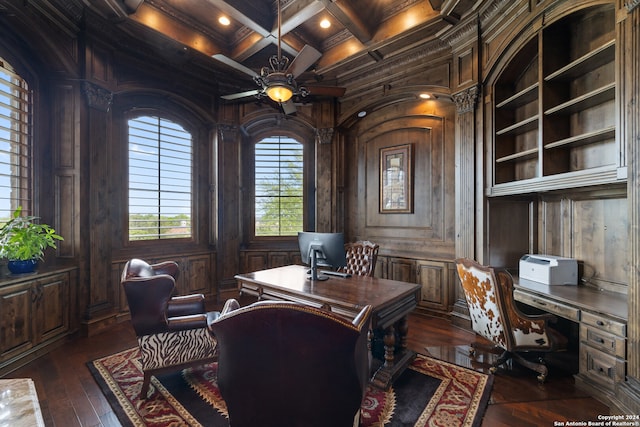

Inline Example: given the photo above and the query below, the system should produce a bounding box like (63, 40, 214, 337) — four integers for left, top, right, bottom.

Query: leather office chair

(455, 258, 568, 382)
(121, 258, 218, 398)
(209, 299, 373, 427)
(341, 240, 379, 277)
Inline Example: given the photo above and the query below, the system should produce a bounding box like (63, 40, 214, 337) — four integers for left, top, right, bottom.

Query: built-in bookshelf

(489, 4, 618, 194)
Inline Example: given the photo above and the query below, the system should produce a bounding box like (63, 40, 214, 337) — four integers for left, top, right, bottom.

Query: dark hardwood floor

(7, 310, 608, 426)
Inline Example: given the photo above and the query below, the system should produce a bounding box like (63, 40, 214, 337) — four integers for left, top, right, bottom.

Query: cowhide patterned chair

(121, 258, 219, 398)
(455, 258, 568, 382)
(340, 240, 379, 277)
(210, 299, 373, 427)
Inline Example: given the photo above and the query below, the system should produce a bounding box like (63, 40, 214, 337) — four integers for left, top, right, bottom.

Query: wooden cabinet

(489, 4, 619, 195)
(0, 269, 75, 375)
(577, 311, 626, 397)
(240, 250, 301, 274)
(514, 276, 627, 407)
(383, 256, 453, 316)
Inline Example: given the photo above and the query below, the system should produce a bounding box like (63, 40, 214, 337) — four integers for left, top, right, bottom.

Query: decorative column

(216, 124, 242, 296)
(81, 81, 114, 329)
(450, 85, 479, 328)
(617, 0, 640, 414)
(315, 127, 334, 232)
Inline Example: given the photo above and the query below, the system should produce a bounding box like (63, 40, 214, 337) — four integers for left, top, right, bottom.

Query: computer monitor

(298, 232, 347, 281)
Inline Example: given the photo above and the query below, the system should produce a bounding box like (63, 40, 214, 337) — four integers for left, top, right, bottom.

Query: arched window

(254, 136, 304, 236)
(0, 57, 31, 220)
(127, 115, 192, 241)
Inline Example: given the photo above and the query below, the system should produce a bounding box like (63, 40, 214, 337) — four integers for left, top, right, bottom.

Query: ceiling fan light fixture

(260, 71, 295, 103)
(266, 84, 294, 103)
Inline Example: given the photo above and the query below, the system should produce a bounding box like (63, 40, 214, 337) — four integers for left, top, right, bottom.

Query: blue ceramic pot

(7, 259, 38, 274)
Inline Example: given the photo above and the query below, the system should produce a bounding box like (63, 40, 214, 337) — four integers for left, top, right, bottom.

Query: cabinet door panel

(416, 261, 451, 313)
(36, 275, 70, 342)
(388, 258, 414, 283)
(185, 256, 210, 294)
(0, 284, 33, 360)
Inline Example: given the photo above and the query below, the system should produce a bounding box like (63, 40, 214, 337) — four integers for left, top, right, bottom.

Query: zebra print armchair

(121, 258, 219, 398)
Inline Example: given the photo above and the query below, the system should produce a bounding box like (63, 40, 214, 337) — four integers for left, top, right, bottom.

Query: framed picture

(380, 143, 413, 213)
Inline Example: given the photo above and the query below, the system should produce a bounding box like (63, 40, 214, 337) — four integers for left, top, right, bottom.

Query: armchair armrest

(220, 298, 241, 316)
(167, 313, 208, 331)
(352, 305, 373, 330)
(167, 294, 206, 317)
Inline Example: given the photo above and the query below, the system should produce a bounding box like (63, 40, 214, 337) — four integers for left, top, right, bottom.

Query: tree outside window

(255, 136, 303, 236)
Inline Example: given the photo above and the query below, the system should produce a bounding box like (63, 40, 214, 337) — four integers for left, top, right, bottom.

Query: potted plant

(0, 206, 64, 274)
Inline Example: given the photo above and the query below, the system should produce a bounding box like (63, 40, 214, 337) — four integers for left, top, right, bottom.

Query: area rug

(88, 347, 492, 427)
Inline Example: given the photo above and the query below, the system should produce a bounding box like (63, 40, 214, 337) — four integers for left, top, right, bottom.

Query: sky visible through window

(0, 59, 30, 222)
(128, 116, 192, 240)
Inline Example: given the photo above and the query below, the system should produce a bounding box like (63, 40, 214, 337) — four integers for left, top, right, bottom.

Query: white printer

(518, 254, 578, 285)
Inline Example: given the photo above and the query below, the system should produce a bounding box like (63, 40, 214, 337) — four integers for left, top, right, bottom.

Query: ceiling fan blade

(306, 86, 346, 97)
(212, 54, 258, 78)
(281, 100, 297, 115)
(221, 89, 261, 100)
(287, 45, 322, 78)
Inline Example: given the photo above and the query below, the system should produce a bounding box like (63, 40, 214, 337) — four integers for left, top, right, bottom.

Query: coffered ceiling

(93, 0, 479, 98)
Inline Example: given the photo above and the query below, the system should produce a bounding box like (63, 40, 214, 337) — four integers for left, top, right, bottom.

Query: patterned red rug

(88, 347, 492, 427)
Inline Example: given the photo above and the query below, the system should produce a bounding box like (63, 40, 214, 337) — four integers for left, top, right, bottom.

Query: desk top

(514, 276, 628, 321)
(235, 265, 421, 317)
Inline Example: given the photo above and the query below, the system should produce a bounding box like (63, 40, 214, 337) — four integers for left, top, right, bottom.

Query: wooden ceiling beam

(205, 0, 271, 37)
(318, 0, 372, 44)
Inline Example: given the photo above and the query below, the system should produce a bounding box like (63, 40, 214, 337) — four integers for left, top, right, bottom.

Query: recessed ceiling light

(219, 16, 230, 26)
(357, 111, 367, 118)
(419, 93, 431, 99)
(320, 19, 331, 29)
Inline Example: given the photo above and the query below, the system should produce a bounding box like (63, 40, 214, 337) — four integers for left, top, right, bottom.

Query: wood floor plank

(2, 310, 609, 427)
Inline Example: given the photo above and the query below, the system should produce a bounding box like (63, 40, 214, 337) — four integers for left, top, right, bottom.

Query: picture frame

(380, 143, 413, 213)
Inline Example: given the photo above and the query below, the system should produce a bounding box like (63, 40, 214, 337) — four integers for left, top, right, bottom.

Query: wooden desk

(514, 277, 628, 322)
(513, 276, 628, 403)
(235, 265, 422, 389)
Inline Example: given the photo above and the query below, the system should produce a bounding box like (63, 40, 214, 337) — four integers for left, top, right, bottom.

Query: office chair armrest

(167, 294, 206, 317)
(167, 313, 208, 331)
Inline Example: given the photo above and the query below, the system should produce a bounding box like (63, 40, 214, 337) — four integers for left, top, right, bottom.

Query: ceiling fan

(214, 0, 345, 114)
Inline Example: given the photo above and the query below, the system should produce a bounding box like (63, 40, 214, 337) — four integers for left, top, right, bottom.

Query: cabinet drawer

(579, 344, 625, 389)
(580, 324, 625, 359)
(580, 311, 626, 337)
(513, 290, 579, 321)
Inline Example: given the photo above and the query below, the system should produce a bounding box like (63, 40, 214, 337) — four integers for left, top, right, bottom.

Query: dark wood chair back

(210, 300, 372, 427)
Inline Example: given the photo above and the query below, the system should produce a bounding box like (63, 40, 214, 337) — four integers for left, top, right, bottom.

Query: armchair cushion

(167, 294, 206, 318)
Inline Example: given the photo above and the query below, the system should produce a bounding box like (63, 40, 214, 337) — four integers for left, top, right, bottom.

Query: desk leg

(377, 324, 396, 369)
(370, 315, 416, 390)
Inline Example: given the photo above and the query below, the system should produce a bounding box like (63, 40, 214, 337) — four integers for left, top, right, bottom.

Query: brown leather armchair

(209, 299, 373, 427)
(341, 240, 379, 277)
(121, 258, 218, 398)
(455, 258, 568, 382)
